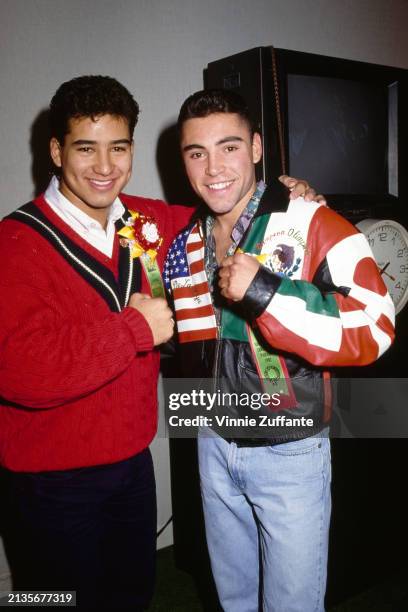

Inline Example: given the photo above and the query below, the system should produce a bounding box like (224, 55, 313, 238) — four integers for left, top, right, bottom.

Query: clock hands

(357, 218, 408, 314)
(378, 262, 396, 282)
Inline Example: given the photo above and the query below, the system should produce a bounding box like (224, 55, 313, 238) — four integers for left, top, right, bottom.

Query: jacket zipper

(212, 316, 222, 393)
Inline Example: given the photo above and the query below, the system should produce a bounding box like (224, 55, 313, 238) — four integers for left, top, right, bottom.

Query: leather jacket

(165, 181, 395, 444)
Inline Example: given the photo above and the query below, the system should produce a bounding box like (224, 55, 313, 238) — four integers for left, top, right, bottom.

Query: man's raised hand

(218, 253, 260, 302)
(279, 174, 327, 205)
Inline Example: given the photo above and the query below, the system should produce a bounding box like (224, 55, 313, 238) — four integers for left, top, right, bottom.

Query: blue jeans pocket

(267, 429, 329, 456)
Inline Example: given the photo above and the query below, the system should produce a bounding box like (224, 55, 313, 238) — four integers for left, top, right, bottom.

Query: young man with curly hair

(0, 75, 191, 611)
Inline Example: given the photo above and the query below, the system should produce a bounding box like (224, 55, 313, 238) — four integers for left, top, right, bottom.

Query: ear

(252, 132, 262, 164)
(50, 137, 62, 168)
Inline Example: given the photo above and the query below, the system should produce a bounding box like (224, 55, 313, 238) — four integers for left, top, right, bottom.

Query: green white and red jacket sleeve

(240, 205, 395, 367)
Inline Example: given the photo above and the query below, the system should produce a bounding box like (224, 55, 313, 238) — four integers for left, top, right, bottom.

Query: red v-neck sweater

(0, 193, 191, 472)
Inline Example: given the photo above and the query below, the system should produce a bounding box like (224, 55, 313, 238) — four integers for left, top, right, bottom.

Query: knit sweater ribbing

(0, 193, 191, 471)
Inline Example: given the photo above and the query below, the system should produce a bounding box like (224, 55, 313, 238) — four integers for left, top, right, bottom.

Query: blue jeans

(198, 430, 331, 612)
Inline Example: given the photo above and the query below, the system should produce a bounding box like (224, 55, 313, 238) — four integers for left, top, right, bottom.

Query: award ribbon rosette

(118, 210, 165, 298)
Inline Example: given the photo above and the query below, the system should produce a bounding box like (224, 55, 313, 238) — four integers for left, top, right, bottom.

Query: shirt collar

(44, 175, 125, 232)
(203, 181, 266, 301)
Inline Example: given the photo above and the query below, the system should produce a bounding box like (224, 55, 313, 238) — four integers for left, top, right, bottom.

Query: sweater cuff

(121, 307, 154, 352)
(238, 266, 282, 321)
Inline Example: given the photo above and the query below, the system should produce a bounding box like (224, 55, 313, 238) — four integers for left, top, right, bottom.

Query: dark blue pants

(10, 449, 156, 611)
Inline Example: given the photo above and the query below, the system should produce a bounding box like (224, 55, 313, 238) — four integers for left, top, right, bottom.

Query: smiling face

(50, 114, 134, 225)
(180, 112, 262, 227)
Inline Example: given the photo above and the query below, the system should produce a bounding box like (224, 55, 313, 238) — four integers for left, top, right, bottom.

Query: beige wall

(0, 0, 407, 215)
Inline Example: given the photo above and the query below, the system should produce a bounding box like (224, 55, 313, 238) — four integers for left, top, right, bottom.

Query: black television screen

(287, 74, 389, 196)
(205, 46, 407, 215)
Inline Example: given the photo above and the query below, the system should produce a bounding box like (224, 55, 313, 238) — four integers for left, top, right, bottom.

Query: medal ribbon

(117, 209, 165, 298)
(140, 253, 165, 298)
(238, 216, 297, 409)
(247, 324, 297, 410)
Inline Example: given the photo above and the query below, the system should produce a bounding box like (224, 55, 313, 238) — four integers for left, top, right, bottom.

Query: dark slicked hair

(177, 88, 255, 135)
(49, 75, 139, 143)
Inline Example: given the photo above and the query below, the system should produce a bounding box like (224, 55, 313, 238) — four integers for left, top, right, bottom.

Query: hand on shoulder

(278, 175, 327, 205)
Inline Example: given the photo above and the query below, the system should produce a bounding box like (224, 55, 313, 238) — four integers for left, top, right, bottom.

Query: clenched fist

(128, 293, 174, 346)
(218, 253, 260, 302)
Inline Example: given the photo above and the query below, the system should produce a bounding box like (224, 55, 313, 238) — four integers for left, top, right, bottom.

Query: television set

(205, 47, 407, 220)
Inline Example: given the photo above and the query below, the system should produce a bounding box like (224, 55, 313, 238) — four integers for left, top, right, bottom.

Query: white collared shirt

(44, 175, 125, 257)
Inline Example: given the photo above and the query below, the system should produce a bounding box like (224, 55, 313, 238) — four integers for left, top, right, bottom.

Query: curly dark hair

(177, 88, 254, 135)
(49, 75, 139, 143)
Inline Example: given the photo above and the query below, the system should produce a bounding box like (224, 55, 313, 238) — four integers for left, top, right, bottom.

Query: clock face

(364, 222, 408, 314)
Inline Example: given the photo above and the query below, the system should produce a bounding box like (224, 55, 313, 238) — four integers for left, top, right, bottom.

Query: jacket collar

(253, 178, 290, 218)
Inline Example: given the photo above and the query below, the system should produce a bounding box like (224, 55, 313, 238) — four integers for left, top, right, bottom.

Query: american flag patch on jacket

(163, 223, 217, 343)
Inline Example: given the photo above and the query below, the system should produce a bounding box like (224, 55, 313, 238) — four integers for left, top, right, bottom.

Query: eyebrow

(182, 135, 244, 152)
(72, 139, 132, 145)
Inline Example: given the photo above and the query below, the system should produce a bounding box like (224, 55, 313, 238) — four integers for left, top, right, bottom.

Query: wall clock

(357, 219, 408, 314)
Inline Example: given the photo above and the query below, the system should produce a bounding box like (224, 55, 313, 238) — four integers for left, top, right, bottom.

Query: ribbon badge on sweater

(118, 210, 165, 298)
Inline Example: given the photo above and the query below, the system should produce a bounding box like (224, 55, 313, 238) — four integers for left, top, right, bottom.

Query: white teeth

(90, 179, 113, 186)
(208, 181, 233, 191)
